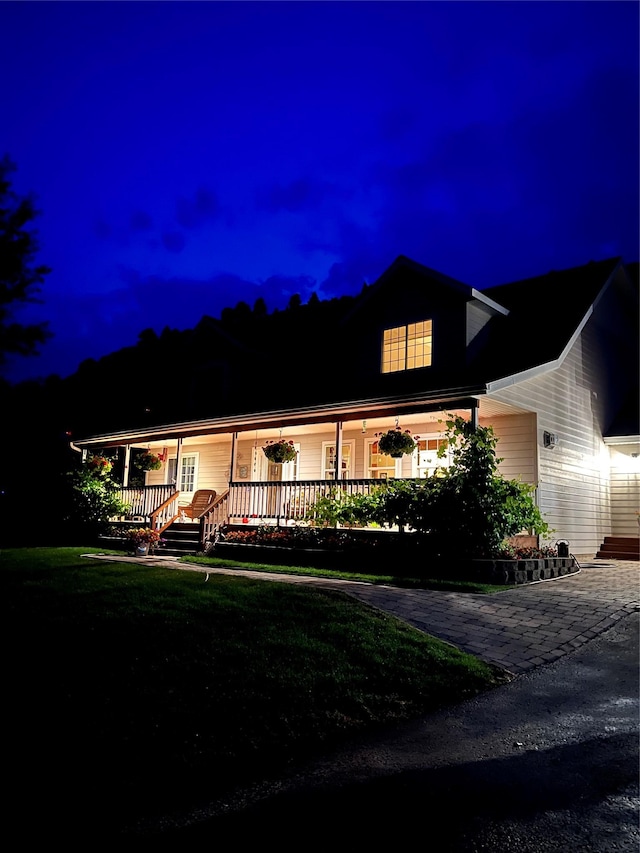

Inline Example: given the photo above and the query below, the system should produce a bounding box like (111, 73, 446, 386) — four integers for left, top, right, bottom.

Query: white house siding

(487, 335, 611, 557)
(466, 301, 494, 346)
(609, 445, 640, 536)
(147, 439, 233, 498)
(485, 413, 537, 484)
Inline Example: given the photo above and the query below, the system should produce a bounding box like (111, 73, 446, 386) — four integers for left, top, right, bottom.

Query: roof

(476, 257, 623, 384)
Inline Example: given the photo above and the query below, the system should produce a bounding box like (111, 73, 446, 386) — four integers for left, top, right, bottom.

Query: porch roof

(72, 385, 487, 449)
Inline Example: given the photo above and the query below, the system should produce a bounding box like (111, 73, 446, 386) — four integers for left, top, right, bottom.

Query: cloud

(161, 230, 186, 253)
(256, 177, 348, 213)
(130, 210, 153, 232)
(175, 187, 219, 229)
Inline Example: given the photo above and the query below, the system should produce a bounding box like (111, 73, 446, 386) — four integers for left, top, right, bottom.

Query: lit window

(382, 320, 432, 373)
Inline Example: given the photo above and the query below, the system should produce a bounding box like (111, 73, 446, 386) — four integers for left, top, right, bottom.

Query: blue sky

(2, 1, 638, 383)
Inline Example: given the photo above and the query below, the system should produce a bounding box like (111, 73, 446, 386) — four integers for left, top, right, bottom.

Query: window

(382, 320, 432, 373)
(322, 442, 354, 479)
(414, 437, 450, 477)
(367, 439, 399, 479)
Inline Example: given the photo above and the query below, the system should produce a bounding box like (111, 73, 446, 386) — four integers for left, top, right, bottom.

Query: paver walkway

(89, 554, 640, 675)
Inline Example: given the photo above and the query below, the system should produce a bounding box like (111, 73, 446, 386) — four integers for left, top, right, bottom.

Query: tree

(0, 155, 51, 374)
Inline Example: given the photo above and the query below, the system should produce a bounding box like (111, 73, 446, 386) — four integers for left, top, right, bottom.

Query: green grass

(2, 547, 511, 838)
(180, 553, 511, 593)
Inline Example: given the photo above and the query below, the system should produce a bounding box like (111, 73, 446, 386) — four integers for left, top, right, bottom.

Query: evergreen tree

(0, 156, 51, 374)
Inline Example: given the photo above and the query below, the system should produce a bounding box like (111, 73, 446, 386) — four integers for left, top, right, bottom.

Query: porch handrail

(116, 484, 179, 523)
(150, 491, 181, 534)
(201, 490, 230, 545)
(228, 478, 386, 525)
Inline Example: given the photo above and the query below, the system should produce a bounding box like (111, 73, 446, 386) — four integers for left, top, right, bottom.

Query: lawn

(180, 552, 511, 593)
(2, 547, 510, 839)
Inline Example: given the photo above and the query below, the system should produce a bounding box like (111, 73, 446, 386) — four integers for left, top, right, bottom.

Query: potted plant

(87, 455, 113, 475)
(263, 439, 297, 464)
(127, 527, 162, 556)
(375, 428, 419, 458)
(134, 451, 163, 471)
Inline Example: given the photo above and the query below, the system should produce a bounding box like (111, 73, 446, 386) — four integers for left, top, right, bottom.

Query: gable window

(382, 320, 432, 373)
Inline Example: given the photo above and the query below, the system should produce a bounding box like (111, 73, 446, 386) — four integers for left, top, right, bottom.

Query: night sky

(2, 1, 638, 384)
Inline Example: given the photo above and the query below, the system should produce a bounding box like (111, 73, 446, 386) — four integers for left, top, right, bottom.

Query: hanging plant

(87, 455, 113, 475)
(263, 439, 297, 464)
(134, 451, 163, 471)
(376, 428, 419, 458)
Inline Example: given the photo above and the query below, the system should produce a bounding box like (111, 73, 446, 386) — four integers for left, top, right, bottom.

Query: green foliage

(304, 487, 380, 527)
(304, 415, 550, 559)
(0, 156, 51, 373)
(262, 439, 297, 463)
(62, 456, 127, 540)
(376, 428, 418, 457)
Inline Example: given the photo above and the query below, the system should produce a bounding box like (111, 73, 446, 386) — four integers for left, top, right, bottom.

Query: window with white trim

(382, 320, 432, 373)
(414, 437, 450, 477)
(367, 439, 400, 479)
(322, 441, 354, 479)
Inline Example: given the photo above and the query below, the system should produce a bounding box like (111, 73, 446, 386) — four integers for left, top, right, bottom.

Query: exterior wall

(608, 445, 640, 536)
(466, 301, 494, 346)
(485, 413, 537, 484)
(487, 334, 611, 557)
(146, 439, 233, 498)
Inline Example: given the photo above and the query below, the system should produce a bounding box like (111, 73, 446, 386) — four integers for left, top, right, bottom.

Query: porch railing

(115, 480, 389, 550)
(227, 479, 384, 525)
(116, 484, 179, 527)
(202, 490, 231, 545)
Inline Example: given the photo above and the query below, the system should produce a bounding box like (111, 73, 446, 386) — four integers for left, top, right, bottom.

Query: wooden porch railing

(115, 484, 179, 531)
(227, 479, 384, 525)
(115, 480, 388, 551)
(202, 490, 231, 545)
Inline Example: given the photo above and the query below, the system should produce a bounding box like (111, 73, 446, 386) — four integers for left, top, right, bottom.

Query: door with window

(322, 441, 354, 479)
(168, 453, 199, 494)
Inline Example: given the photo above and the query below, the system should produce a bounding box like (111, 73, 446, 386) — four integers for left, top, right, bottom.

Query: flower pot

(135, 544, 149, 557)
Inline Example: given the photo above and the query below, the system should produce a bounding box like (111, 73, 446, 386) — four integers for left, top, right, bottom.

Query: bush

(303, 416, 551, 560)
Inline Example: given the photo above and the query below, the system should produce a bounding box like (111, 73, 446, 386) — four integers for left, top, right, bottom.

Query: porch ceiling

(74, 391, 529, 450)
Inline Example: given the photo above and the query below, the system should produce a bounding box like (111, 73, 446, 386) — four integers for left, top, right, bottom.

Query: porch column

(123, 445, 131, 486)
(470, 400, 479, 429)
(334, 421, 343, 481)
(175, 438, 183, 491)
(229, 432, 238, 483)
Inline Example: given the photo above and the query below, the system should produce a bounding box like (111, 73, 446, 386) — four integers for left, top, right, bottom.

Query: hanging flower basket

(134, 451, 163, 471)
(87, 455, 113, 475)
(263, 439, 297, 464)
(376, 429, 418, 458)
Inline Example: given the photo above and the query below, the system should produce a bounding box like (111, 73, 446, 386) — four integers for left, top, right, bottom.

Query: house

(71, 255, 639, 560)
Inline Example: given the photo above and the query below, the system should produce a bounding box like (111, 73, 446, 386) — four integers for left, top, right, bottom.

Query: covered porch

(77, 394, 533, 551)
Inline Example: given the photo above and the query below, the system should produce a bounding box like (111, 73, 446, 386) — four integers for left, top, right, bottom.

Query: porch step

(160, 522, 202, 557)
(595, 536, 639, 561)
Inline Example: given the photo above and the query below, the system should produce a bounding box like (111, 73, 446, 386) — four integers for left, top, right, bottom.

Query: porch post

(470, 400, 479, 430)
(176, 438, 183, 491)
(229, 432, 238, 483)
(334, 421, 343, 481)
(123, 445, 131, 486)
